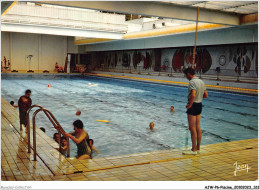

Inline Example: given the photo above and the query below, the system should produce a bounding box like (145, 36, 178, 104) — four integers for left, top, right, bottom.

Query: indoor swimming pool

(1, 74, 258, 158)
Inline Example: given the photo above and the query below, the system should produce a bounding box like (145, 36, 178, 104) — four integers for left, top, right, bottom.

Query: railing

(26, 105, 70, 161)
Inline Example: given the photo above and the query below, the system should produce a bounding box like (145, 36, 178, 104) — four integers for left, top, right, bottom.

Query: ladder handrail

(43, 109, 66, 134)
(26, 105, 44, 153)
(44, 109, 70, 158)
(26, 105, 70, 160)
(32, 107, 70, 160)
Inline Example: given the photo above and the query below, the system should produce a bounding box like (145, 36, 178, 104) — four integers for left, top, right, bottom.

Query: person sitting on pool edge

(170, 106, 174, 112)
(58, 67, 63, 73)
(54, 62, 59, 72)
(149, 122, 155, 130)
(10, 101, 18, 108)
(64, 120, 91, 160)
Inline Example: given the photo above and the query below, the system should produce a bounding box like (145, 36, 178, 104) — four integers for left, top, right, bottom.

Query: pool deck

(1, 96, 258, 181)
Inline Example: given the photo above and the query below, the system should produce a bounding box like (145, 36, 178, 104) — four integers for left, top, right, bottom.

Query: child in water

(170, 106, 174, 112)
(53, 133, 60, 143)
(10, 101, 18, 108)
(60, 136, 68, 156)
(88, 139, 100, 158)
(149, 122, 155, 130)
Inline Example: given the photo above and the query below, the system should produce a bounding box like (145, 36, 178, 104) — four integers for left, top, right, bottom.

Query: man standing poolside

(183, 68, 208, 155)
(18, 89, 32, 131)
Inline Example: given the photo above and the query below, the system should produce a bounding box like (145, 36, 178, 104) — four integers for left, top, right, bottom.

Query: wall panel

(1, 32, 78, 71)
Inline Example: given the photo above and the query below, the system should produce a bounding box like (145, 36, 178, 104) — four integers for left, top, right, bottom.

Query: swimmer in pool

(53, 132, 60, 143)
(170, 106, 174, 112)
(60, 136, 68, 155)
(88, 139, 100, 158)
(10, 101, 18, 108)
(55, 62, 59, 72)
(64, 120, 91, 160)
(149, 122, 154, 130)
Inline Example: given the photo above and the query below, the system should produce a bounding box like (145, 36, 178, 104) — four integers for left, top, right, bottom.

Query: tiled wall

(1, 32, 78, 71)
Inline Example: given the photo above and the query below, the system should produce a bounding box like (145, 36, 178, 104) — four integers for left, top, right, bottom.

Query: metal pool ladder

(26, 105, 70, 161)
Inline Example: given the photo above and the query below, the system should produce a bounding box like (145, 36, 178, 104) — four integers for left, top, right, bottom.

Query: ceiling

(2, 1, 258, 17)
(1, 2, 128, 39)
(161, 1, 258, 15)
(1, 1, 257, 45)
(33, 1, 258, 26)
(1, 1, 15, 15)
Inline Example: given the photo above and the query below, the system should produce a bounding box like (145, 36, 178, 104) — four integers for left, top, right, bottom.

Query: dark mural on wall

(172, 49, 185, 72)
(103, 50, 153, 70)
(105, 52, 118, 68)
(230, 46, 254, 75)
(99, 43, 257, 77)
(171, 48, 212, 73)
(122, 53, 130, 67)
(226, 45, 257, 76)
(162, 43, 257, 77)
(133, 51, 142, 69)
(131, 51, 152, 70)
(196, 48, 212, 73)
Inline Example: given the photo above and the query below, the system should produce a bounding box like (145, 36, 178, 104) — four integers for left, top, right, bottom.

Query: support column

(38, 34, 41, 73)
(9, 32, 12, 70)
(154, 49, 161, 72)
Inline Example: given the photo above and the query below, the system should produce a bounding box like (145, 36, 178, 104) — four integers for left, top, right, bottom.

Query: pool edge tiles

(1, 96, 258, 181)
(87, 72, 258, 95)
(2, 72, 258, 95)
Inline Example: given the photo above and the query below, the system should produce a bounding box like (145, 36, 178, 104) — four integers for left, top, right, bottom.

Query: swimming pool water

(1, 75, 258, 158)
